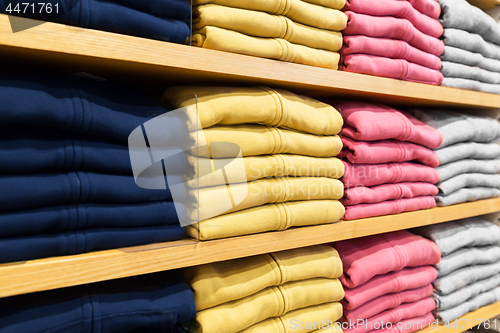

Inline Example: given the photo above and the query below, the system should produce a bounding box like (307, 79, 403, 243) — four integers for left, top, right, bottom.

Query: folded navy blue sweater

(0, 73, 187, 144)
(103, 0, 191, 21)
(0, 126, 188, 175)
(0, 271, 196, 332)
(0, 172, 186, 212)
(0, 0, 190, 43)
(0, 201, 185, 238)
(0, 224, 186, 262)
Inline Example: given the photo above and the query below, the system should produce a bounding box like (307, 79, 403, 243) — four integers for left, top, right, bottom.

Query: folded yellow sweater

(193, 124, 342, 158)
(192, 0, 347, 30)
(182, 244, 342, 310)
(187, 200, 345, 240)
(186, 155, 344, 188)
(195, 279, 344, 333)
(302, 0, 345, 9)
(239, 303, 344, 333)
(188, 177, 344, 221)
(191, 26, 340, 70)
(162, 86, 343, 135)
(193, 5, 343, 52)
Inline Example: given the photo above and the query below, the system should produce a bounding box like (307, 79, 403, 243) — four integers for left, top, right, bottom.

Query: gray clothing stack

(409, 110, 500, 206)
(414, 218, 500, 323)
(438, 0, 500, 94)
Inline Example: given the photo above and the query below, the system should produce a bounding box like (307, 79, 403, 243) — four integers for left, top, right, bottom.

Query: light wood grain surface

(1, 14, 500, 108)
(419, 301, 500, 333)
(1, 198, 499, 299)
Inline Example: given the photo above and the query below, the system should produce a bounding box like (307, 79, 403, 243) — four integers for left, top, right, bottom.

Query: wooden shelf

(0, 198, 499, 299)
(419, 301, 500, 333)
(1, 14, 500, 108)
(468, 0, 500, 10)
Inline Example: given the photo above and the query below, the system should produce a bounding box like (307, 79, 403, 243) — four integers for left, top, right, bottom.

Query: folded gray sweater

(436, 187, 500, 206)
(441, 61, 500, 85)
(436, 142, 500, 166)
(433, 261, 500, 295)
(409, 110, 500, 149)
(414, 218, 500, 256)
(437, 159, 500, 182)
(434, 287, 500, 323)
(441, 46, 500, 73)
(434, 274, 500, 311)
(442, 77, 500, 95)
(439, 0, 500, 45)
(438, 173, 500, 196)
(443, 29, 500, 62)
(438, 246, 500, 277)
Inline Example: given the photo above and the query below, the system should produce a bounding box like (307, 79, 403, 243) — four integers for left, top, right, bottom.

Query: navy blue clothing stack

(0, 271, 197, 333)
(0, 0, 191, 43)
(0, 73, 187, 263)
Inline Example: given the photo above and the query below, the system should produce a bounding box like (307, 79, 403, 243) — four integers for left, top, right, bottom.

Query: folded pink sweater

(344, 284, 434, 321)
(343, 12, 444, 56)
(344, 298, 436, 333)
(343, 266, 438, 309)
(343, 183, 439, 206)
(344, 0, 443, 38)
(341, 36, 442, 70)
(342, 54, 444, 85)
(343, 196, 436, 220)
(342, 161, 440, 187)
(335, 101, 442, 148)
(335, 230, 441, 288)
(340, 137, 440, 167)
(400, 0, 441, 20)
(370, 313, 435, 333)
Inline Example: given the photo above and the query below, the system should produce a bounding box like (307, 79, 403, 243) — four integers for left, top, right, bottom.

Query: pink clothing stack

(341, 0, 444, 84)
(334, 230, 441, 333)
(334, 101, 442, 220)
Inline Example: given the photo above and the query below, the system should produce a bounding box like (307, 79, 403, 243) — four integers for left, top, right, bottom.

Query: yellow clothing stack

(182, 245, 345, 333)
(190, 0, 347, 69)
(162, 86, 345, 240)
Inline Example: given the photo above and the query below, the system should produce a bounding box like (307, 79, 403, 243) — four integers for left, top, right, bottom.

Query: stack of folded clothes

(0, 72, 188, 263)
(409, 110, 500, 206)
(189, 0, 347, 69)
(182, 245, 344, 333)
(331, 101, 442, 220)
(0, 0, 190, 43)
(414, 218, 500, 323)
(162, 86, 346, 240)
(334, 230, 441, 333)
(438, 0, 500, 94)
(0, 271, 196, 333)
(340, 0, 444, 84)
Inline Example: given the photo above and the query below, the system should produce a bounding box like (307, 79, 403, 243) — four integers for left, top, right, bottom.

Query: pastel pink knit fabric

(340, 137, 440, 167)
(342, 266, 438, 309)
(342, 54, 444, 85)
(335, 230, 441, 288)
(335, 101, 442, 148)
(343, 183, 439, 206)
(343, 196, 436, 220)
(344, 284, 434, 321)
(342, 161, 440, 187)
(369, 313, 435, 333)
(401, 0, 441, 20)
(343, 12, 444, 56)
(344, 0, 443, 38)
(343, 298, 436, 333)
(341, 36, 442, 70)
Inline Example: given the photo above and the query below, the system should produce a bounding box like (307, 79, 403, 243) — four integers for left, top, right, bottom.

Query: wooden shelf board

(419, 301, 500, 333)
(0, 198, 499, 299)
(468, 0, 500, 10)
(1, 14, 500, 108)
